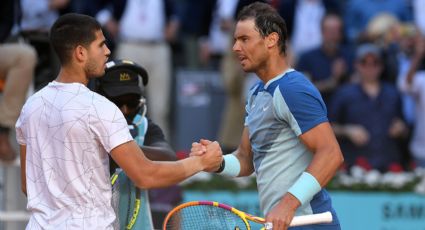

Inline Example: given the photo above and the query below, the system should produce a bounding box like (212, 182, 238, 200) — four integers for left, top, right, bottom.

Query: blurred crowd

(1, 0, 425, 175)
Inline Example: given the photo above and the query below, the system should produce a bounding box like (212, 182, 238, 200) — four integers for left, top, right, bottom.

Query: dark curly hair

(237, 2, 288, 55)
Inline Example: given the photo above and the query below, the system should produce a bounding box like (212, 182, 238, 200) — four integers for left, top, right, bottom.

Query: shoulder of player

(273, 70, 312, 95)
(91, 91, 115, 105)
(20, 88, 46, 112)
(89, 92, 122, 117)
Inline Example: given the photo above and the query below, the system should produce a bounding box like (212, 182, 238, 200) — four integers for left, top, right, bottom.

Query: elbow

(326, 143, 344, 170)
(335, 149, 344, 169)
(133, 174, 156, 189)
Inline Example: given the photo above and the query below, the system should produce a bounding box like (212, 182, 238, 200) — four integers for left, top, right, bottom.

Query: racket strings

(165, 205, 248, 230)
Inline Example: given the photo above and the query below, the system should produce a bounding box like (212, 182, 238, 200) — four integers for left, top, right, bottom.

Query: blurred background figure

(97, 0, 180, 139)
(296, 12, 353, 107)
(413, 0, 425, 35)
(178, 0, 216, 70)
(13, 0, 68, 91)
(398, 31, 425, 168)
(344, 0, 411, 44)
(198, 0, 239, 70)
(97, 60, 182, 229)
(362, 13, 402, 84)
(0, 0, 36, 162)
(276, 0, 342, 60)
(329, 43, 408, 172)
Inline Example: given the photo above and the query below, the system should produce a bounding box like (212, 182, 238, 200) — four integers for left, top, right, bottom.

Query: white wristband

(288, 172, 321, 205)
(219, 154, 241, 177)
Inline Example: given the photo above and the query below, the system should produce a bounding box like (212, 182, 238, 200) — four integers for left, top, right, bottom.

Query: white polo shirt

(16, 81, 132, 229)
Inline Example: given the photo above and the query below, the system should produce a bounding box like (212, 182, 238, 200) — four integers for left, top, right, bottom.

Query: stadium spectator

(296, 13, 353, 107)
(344, 0, 411, 43)
(276, 0, 342, 59)
(97, 0, 180, 139)
(198, 0, 239, 70)
(17, 0, 68, 91)
(0, 0, 36, 162)
(330, 43, 408, 171)
(97, 59, 182, 229)
(398, 32, 425, 168)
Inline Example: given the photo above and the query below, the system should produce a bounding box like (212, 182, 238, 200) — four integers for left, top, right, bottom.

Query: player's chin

(241, 64, 254, 72)
(89, 70, 106, 78)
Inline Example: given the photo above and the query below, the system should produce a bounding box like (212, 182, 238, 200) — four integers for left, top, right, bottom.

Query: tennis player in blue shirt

(192, 3, 344, 230)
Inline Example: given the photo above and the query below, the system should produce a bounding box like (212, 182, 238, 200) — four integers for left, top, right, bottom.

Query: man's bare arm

(266, 122, 344, 227)
(234, 127, 254, 177)
(141, 144, 176, 161)
(190, 127, 253, 176)
(300, 122, 344, 186)
(111, 140, 222, 189)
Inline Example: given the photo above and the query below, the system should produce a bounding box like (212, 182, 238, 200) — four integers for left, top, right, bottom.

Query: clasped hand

(191, 139, 223, 172)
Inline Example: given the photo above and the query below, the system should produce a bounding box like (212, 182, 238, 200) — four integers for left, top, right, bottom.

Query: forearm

(138, 156, 204, 189)
(306, 144, 343, 187)
(234, 127, 254, 176)
(234, 149, 254, 177)
(112, 141, 205, 189)
(294, 122, 344, 205)
(141, 145, 176, 161)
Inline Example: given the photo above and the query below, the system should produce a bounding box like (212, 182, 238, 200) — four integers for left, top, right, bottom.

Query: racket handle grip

(263, 211, 333, 229)
(290, 211, 333, 226)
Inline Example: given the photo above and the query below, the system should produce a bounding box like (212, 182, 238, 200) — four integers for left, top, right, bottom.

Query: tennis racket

(162, 201, 333, 230)
(111, 169, 153, 230)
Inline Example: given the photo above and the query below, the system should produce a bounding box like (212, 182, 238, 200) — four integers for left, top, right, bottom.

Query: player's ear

(266, 32, 279, 49)
(74, 45, 87, 63)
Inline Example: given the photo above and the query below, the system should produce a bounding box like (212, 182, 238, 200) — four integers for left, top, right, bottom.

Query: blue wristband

(288, 172, 321, 205)
(219, 154, 241, 177)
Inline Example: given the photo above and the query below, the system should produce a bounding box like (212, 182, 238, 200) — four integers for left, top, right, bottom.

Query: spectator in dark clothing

(275, 0, 342, 38)
(296, 13, 353, 106)
(329, 44, 408, 172)
(97, 59, 182, 229)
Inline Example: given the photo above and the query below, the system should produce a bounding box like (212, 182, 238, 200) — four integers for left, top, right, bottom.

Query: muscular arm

(19, 145, 27, 196)
(275, 122, 344, 211)
(300, 122, 344, 187)
(234, 127, 254, 176)
(266, 122, 344, 229)
(111, 140, 221, 189)
(141, 145, 176, 161)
